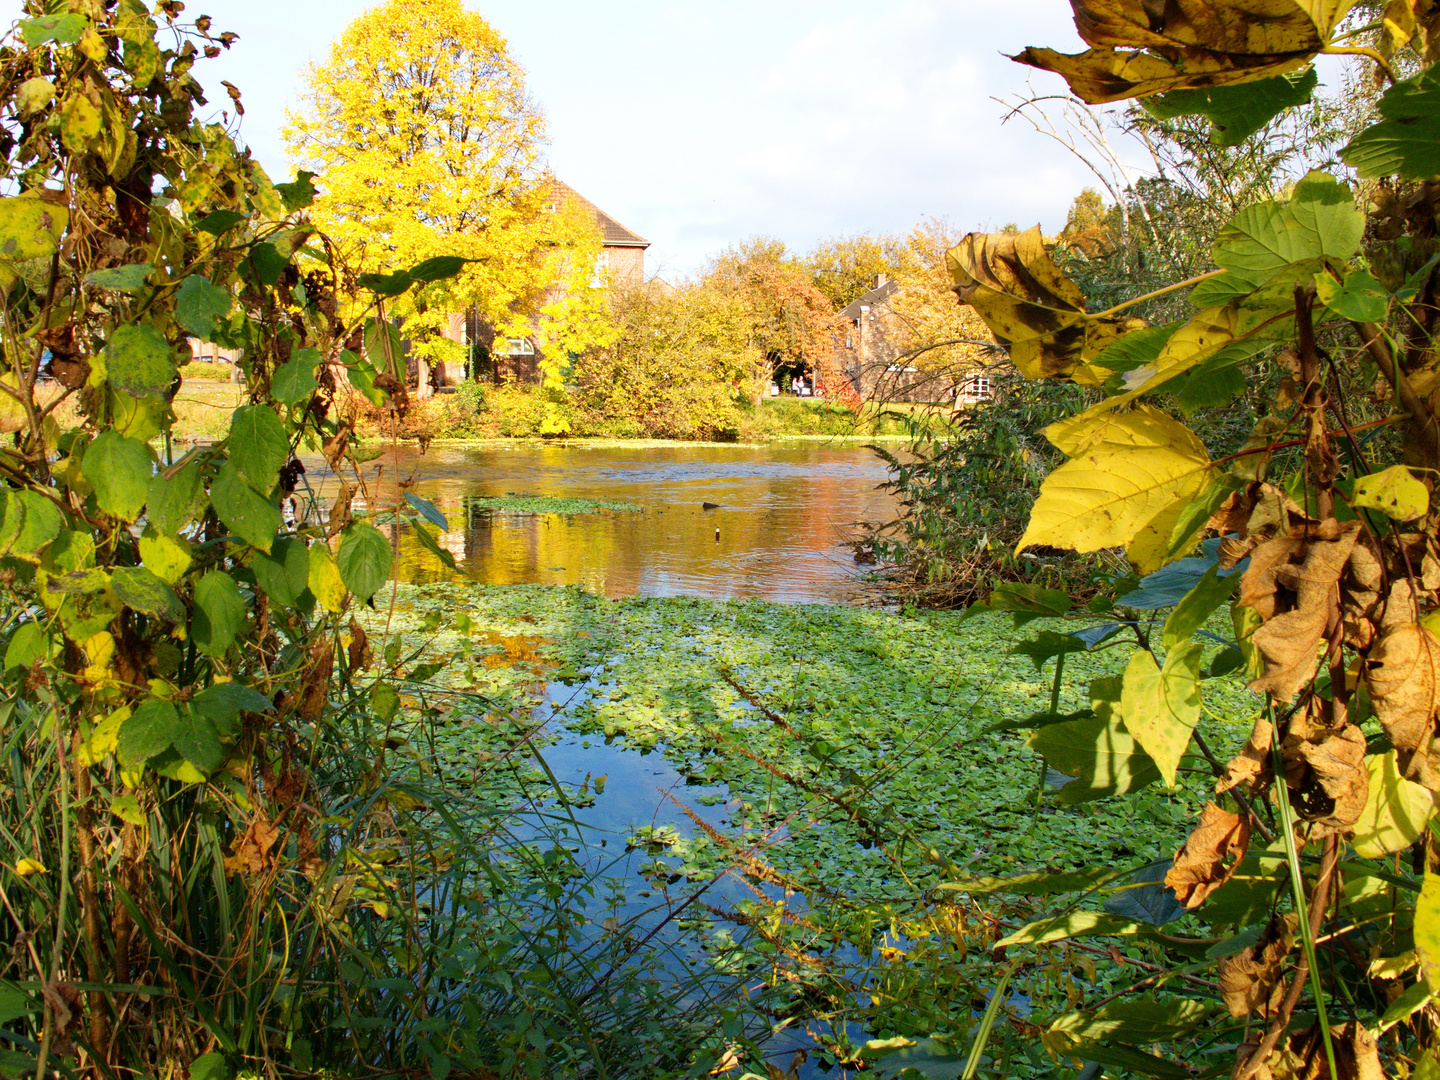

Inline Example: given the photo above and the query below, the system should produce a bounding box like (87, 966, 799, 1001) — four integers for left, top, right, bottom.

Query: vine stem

(1091, 269, 1226, 318)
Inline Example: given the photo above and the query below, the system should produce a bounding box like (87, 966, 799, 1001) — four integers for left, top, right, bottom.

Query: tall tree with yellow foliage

(284, 0, 611, 389)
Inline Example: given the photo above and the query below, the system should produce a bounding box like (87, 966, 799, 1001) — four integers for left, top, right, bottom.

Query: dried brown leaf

(1365, 622, 1440, 790)
(1246, 524, 1361, 702)
(1217, 716, 1273, 795)
(347, 617, 371, 674)
(1219, 913, 1296, 1018)
(1166, 801, 1251, 909)
(1291, 723, 1368, 832)
(224, 814, 280, 877)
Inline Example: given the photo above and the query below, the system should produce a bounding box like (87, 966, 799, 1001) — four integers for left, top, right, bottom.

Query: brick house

(433, 180, 649, 388)
(836, 276, 997, 405)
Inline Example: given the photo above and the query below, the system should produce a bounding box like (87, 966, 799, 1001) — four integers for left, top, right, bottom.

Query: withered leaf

(224, 814, 280, 877)
(347, 616, 371, 674)
(946, 227, 1144, 385)
(300, 638, 333, 721)
(1291, 723, 1369, 832)
(1217, 716, 1273, 795)
(1219, 912, 1296, 1018)
(1365, 622, 1440, 790)
(1013, 0, 1348, 104)
(1166, 801, 1251, 908)
(1245, 523, 1361, 702)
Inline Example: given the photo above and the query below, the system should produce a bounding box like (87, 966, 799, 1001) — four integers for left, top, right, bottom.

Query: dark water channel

(307, 442, 902, 1072)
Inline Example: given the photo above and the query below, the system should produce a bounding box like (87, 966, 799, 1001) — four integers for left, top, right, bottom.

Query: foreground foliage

(932, 6, 1440, 1077)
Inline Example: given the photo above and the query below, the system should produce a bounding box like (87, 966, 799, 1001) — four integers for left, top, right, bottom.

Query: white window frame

(505, 338, 535, 356)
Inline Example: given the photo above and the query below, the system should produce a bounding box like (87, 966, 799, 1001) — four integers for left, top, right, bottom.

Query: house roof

(549, 179, 649, 249)
(840, 278, 900, 321)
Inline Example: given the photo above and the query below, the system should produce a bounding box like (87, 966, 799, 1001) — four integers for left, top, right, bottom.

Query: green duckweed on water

(469, 495, 644, 514)
(356, 581, 1265, 1065)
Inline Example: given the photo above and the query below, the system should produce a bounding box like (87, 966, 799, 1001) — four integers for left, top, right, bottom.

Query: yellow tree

(284, 0, 610, 390)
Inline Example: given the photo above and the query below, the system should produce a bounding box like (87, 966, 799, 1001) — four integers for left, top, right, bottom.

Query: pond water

(320, 441, 907, 1073)
(303, 441, 900, 605)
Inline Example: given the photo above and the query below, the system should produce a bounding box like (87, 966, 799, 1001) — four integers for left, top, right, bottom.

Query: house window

(960, 373, 993, 401)
(505, 338, 535, 356)
(590, 249, 611, 288)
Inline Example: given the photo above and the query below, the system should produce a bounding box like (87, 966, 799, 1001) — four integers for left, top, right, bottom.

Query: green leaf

(19, 13, 87, 47)
(0, 489, 24, 556)
(357, 271, 414, 298)
(1117, 643, 1204, 787)
(172, 705, 226, 773)
(0, 195, 67, 262)
(86, 263, 153, 291)
(146, 463, 205, 535)
(117, 697, 179, 765)
(1353, 751, 1434, 860)
(1314, 268, 1390, 323)
(11, 490, 61, 559)
(409, 521, 456, 571)
(44, 568, 109, 595)
(1351, 465, 1430, 521)
(996, 910, 1149, 947)
(82, 431, 152, 521)
(4, 622, 46, 670)
(1030, 676, 1162, 803)
(110, 566, 184, 623)
(1174, 348, 1251, 413)
(1049, 998, 1213, 1044)
(337, 523, 392, 602)
(1144, 67, 1317, 146)
(275, 170, 317, 213)
(1341, 67, 1440, 180)
(407, 256, 477, 283)
(1202, 172, 1364, 302)
(404, 493, 449, 530)
(104, 323, 175, 398)
(1417, 870, 1440, 993)
(1011, 630, 1087, 671)
(188, 1052, 233, 1080)
(175, 275, 231, 339)
(192, 571, 246, 657)
(271, 348, 319, 405)
(1162, 564, 1241, 651)
(1090, 322, 1180, 372)
(364, 318, 406, 377)
(210, 463, 280, 552)
(191, 681, 272, 725)
(371, 681, 401, 722)
(1379, 981, 1433, 1032)
(1045, 1038, 1192, 1080)
(870, 1036, 965, 1080)
(935, 867, 1119, 896)
(194, 209, 246, 235)
(251, 536, 309, 608)
(244, 243, 286, 287)
(227, 404, 289, 493)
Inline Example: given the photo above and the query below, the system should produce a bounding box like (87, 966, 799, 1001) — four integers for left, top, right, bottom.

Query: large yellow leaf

(946, 227, 1144, 385)
(1118, 642, 1205, 787)
(1019, 405, 1218, 558)
(1014, 0, 1352, 104)
(1352, 751, 1435, 859)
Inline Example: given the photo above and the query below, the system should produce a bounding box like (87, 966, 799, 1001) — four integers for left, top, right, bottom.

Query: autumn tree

(575, 279, 760, 439)
(284, 0, 610, 391)
(804, 232, 916, 308)
(705, 238, 849, 403)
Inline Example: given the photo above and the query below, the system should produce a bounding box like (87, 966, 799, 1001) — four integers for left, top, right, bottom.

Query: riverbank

(356, 580, 1259, 1075)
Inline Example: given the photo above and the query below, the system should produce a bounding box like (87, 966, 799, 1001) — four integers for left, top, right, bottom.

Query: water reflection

(303, 442, 899, 604)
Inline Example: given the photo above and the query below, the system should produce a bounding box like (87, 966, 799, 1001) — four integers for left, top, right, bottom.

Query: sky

(7, 1, 1122, 277)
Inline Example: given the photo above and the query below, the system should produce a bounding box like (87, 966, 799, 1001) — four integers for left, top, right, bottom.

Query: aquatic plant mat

(359, 583, 1258, 1076)
(468, 494, 644, 514)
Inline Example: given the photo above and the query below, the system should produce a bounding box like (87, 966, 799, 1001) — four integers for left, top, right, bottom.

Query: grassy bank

(357, 581, 1259, 1076)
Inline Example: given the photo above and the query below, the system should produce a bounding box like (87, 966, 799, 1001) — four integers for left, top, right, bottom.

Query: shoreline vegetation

(150, 366, 944, 444)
